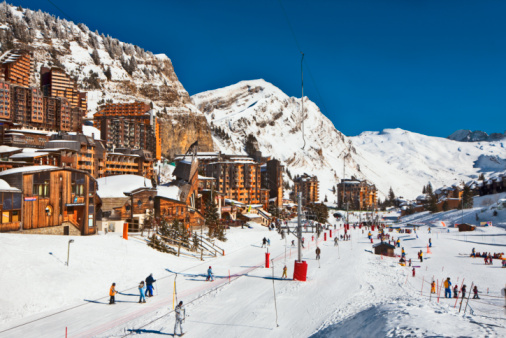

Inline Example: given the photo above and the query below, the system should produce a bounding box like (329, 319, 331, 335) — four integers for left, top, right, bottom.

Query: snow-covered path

(1, 219, 505, 337)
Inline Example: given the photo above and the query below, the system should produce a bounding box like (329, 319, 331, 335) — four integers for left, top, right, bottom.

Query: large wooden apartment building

(0, 50, 85, 139)
(293, 173, 320, 206)
(205, 159, 269, 208)
(337, 178, 377, 210)
(94, 101, 161, 160)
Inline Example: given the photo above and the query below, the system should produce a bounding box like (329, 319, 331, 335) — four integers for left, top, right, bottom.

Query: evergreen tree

(442, 200, 449, 211)
(426, 183, 433, 195)
(104, 66, 112, 81)
(268, 205, 280, 218)
(478, 173, 485, 181)
(427, 193, 438, 213)
(91, 48, 100, 65)
(422, 186, 426, 194)
(204, 196, 220, 237)
(324, 195, 328, 203)
(388, 187, 395, 206)
(191, 232, 200, 252)
(462, 185, 474, 208)
(306, 203, 329, 224)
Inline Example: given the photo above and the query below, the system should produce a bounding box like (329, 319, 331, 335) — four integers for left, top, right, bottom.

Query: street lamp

(66, 239, 74, 266)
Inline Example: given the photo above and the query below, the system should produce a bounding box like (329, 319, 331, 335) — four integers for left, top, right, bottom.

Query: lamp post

(67, 239, 74, 266)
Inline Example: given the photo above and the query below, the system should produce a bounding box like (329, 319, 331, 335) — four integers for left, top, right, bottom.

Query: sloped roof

(173, 159, 198, 182)
(372, 242, 395, 249)
(0, 179, 21, 192)
(97, 175, 152, 198)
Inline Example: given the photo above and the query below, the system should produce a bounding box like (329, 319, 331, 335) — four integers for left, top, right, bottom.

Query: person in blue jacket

(206, 266, 214, 281)
(145, 273, 156, 297)
(138, 281, 146, 303)
(444, 277, 452, 298)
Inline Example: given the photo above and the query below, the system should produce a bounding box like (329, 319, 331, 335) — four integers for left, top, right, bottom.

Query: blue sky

(16, 0, 506, 137)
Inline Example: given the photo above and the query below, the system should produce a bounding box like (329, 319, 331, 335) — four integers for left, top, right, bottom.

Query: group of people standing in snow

(109, 273, 157, 305)
(108, 274, 188, 336)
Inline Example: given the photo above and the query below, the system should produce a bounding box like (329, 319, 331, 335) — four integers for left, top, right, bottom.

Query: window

(33, 172, 50, 198)
(72, 172, 85, 196)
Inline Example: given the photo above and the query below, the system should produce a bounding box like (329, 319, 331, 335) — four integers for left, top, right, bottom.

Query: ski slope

(0, 216, 505, 337)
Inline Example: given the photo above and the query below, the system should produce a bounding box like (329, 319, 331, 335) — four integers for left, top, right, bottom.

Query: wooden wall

(20, 170, 96, 235)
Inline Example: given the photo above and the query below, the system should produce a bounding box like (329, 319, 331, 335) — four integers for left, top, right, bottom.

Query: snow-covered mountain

(192, 79, 423, 200)
(351, 128, 506, 196)
(448, 129, 506, 142)
(0, 3, 214, 157)
(193, 80, 506, 201)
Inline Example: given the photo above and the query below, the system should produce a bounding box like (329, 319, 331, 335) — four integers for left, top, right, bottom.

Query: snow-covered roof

(10, 152, 49, 159)
(0, 165, 59, 176)
(97, 175, 152, 198)
(156, 185, 181, 201)
(198, 175, 215, 180)
(0, 145, 21, 153)
(241, 213, 261, 219)
(0, 179, 20, 192)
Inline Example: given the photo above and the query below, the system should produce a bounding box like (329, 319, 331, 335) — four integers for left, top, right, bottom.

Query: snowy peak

(192, 79, 420, 201)
(448, 129, 506, 142)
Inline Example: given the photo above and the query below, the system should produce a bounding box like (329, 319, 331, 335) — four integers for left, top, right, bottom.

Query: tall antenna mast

(301, 52, 305, 150)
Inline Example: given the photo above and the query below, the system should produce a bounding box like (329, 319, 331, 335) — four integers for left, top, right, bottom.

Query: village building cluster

(400, 174, 506, 216)
(0, 48, 318, 237)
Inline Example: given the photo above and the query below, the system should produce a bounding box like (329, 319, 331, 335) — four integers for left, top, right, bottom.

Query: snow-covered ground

(0, 208, 505, 337)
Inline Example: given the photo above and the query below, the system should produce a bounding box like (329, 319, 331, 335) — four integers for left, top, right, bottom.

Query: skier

(267, 238, 271, 246)
(291, 240, 295, 247)
(281, 265, 288, 279)
(262, 237, 267, 248)
(453, 285, 459, 298)
(431, 281, 436, 294)
(206, 266, 214, 281)
(428, 227, 431, 234)
(145, 273, 156, 297)
(301, 237, 305, 248)
(408, 258, 412, 267)
(412, 267, 415, 277)
(334, 237, 338, 246)
(429, 238, 432, 248)
(471, 248, 475, 257)
(484, 256, 488, 265)
(138, 281, 146, 303)
(174, 300, 185, 336)
(444, 278, 452, 298)
(368, 231, 372, 240)
(461, 284, 467, 299)
(419, 250, 423, 263)
(473, 286, 480, 299)
(316, 247, 321, 260)
(401, 248, 406, 258)
(397, 239, 401, 248)
(109, 283, 117, 305)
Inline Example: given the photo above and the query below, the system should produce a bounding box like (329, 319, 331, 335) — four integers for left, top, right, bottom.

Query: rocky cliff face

(160, 112, 214, 159)
(0, 3, 213, 156)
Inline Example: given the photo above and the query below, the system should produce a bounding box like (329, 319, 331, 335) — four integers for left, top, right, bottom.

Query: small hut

(458, 223, 476, 232)
(373, 242, 395, 257)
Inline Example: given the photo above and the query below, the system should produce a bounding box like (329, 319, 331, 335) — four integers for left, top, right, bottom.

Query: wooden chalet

(458, 223, 476, 232)
(372, 242, 395, 257)
(155, 143, 203, 229)
(96, 174, 154, 233)
(0, 166, 98, 235)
